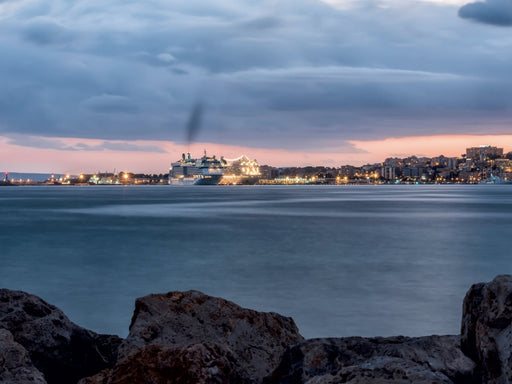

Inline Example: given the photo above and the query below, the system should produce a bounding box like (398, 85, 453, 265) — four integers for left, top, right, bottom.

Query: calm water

(1, 185, 511, 338)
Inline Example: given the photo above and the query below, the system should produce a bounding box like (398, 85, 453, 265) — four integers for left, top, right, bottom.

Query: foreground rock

(0, 289, 122, 384)
(7, 275, 512, 384)
(80, 342, 244, 384)
(0, 328, 47, 384)
(265, 335, 476, 384)
(82, 290, 304, 384)
(461, 275, 512, 384)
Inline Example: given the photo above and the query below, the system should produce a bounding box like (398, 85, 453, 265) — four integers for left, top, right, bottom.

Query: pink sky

(1, 134, 512, 174)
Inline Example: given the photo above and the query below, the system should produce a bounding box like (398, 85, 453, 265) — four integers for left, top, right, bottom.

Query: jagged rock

(265, 335, 476, 384)
(0, 328, 47, 384)
(461, 274, 512, 384)
(79, 342, 246, 384)
(85, 290, 304, 383)
(0, 289, 123, 384)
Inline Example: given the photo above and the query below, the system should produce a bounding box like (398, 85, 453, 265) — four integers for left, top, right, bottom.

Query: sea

(1, 184, 511, 339)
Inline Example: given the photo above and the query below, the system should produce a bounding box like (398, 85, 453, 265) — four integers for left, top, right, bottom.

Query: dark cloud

(81, 95, 138, 114)
(22, 18, 74, 45)
(6, 135, 166, 152)
(239, 16, 283, 30)
(132, 52, 178, 67)
(7, 135, 77, 151)
(94, 142, 167, 153)
(459, 0, 512, 26)
(72, 141, 167, 153)
(172, 68, 189, 75)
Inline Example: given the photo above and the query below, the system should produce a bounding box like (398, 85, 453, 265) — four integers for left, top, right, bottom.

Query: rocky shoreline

(1, 275, 512, 384)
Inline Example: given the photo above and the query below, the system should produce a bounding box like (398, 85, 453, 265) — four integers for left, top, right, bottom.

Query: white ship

(169, 152, 227, 185)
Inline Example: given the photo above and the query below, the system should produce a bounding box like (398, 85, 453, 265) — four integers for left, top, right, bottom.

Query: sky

(1, 0, 512, 172)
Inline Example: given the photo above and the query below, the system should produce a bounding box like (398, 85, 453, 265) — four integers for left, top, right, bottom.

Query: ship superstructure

(220, 155, 261, 185)
(169, 152, 227, 185)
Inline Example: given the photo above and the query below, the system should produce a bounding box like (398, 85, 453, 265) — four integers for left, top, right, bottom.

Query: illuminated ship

(169, 151, 227, 185)
(219, 155, 261, 185)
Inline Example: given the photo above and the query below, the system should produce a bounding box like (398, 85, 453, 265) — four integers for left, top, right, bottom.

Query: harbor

(4, 145, 512, 186)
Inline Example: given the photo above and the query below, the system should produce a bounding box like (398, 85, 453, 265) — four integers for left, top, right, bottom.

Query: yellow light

(124, 174, 128, 179)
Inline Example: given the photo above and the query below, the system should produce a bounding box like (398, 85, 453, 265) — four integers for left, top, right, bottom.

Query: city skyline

(3, 136, 512, 175)
(1, 0, 512, 172)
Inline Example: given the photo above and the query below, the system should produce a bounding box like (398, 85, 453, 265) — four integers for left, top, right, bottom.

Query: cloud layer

(459, 0, 512, 26)
(0, 0, 511, 153)
(5, 135, 167, 153)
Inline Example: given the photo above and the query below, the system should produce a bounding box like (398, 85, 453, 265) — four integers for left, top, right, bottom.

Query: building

(339, 165, 358, 178)
(446, 157, 458, 170)
(466, 146, 503, 162)
(381, 166, 396, 180)
(402, 167, 423, 179)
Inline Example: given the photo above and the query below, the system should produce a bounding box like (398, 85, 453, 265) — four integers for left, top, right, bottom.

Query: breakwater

(2, 275, 512, 383)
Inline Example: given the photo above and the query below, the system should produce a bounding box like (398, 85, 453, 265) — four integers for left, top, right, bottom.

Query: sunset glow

(3, 134, 512, 174)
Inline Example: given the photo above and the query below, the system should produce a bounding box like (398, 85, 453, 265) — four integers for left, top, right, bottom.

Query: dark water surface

(1, 185, 511, 338)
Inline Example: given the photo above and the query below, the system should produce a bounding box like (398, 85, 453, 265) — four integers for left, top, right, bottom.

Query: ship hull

(193, 175, 223, 185)
(169, 175, 223, 185)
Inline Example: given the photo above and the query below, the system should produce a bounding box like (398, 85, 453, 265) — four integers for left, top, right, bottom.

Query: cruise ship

(169, 152, 227, 185)
(219, 155, 261, 185)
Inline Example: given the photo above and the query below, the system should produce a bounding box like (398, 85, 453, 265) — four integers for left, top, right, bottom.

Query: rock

(461, 274, 512, 384)
(265, 335, 476, 384)
(85, 290, 304, 383)
(0, 328, 47, 384)
(0, 289, 123, 384)
(79, 342, 245, 384)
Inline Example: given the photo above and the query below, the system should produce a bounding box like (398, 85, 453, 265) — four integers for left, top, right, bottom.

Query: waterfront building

(381, 166, 396, 180)
(339, 165, 358, 178)
(495, 158, 512, 171)
(402, 167, 423, 179)
(466, 146, 503, 162)
(259, 165, 278, 181)
(446, 157, 458, 170)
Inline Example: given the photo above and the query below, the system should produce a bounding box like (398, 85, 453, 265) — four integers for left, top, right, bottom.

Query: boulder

(0, 289, 123, 384)
(79, 342, 246, 384)
(84, 290, 304, 383)
(265, 335, 476, 384)
(0, 328, 47, 384)
(461, 274, 512, 384)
